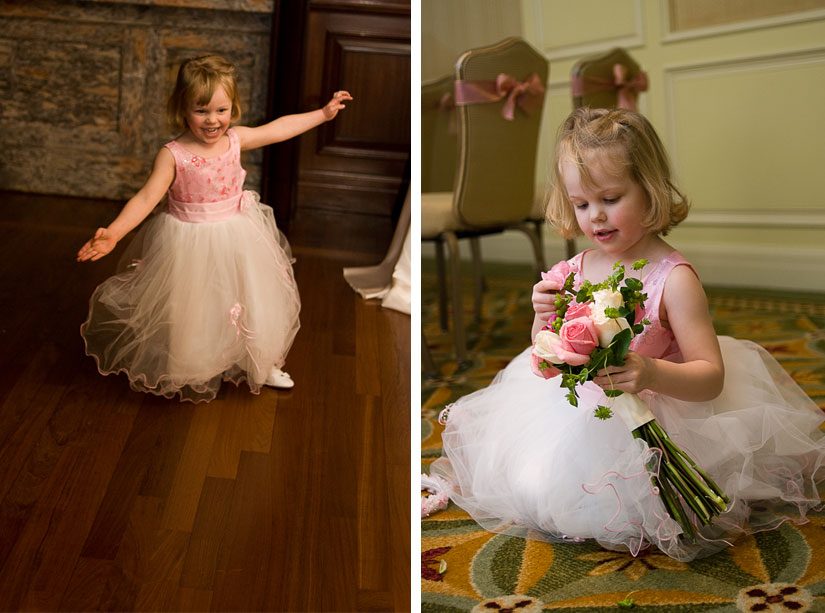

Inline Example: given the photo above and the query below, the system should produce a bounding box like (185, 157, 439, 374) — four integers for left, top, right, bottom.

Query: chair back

(421, 75, 458, 193)
(571, 47, 646, 111)
(453, 37, 548, 228)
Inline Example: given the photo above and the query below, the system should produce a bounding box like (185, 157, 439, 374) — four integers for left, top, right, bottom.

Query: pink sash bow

(571, 63, 648, 112)
(454, 72, 546, 121)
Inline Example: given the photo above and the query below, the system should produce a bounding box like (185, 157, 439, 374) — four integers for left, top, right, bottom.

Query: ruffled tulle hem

(80, 192, 300, 404)
(81, 329, 278, 403)
(430, 336, 825, 561)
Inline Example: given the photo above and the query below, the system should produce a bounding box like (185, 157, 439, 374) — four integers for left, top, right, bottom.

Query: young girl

(77, 55, 352, 403)
(428, 107, 825, 561)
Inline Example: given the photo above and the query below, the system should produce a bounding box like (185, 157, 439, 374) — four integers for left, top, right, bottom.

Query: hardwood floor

(0, 192, 411, 612)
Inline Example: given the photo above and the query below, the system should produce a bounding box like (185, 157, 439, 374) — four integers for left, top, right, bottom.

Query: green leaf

(608, 328, 633, 365)
(617, 591, 638, 608)
(624, 277, 642, 291)
(594, 405, 613, 420)
(632, 259, 648, 271)
(604, 307, 621, 319)
(604, 389, 624, 398)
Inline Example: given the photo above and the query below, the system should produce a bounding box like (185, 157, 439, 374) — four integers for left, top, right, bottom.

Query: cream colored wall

(422, 0, 825, 290)
(421, 0, 523, 80)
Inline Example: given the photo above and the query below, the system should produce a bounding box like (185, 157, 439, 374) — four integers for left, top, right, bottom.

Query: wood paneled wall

(0, 0, 271, 200)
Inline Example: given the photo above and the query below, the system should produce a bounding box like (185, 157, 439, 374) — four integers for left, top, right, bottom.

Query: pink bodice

(164, 129, 247, 223)
(568, 250, 697, 363)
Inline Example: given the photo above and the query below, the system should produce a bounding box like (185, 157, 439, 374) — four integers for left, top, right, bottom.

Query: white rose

(533, 330, 564, 364)
(592, 288, 623, 313)
(590, 309, 633, 347)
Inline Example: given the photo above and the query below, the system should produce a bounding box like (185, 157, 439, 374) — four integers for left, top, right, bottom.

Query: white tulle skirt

(430, 336, 825, 561)
(81, 193, 300, 403)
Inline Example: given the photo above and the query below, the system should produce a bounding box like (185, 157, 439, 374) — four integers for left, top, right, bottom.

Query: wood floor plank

(212, 451, 272, 613)
(81, 403, 170, 560)
(179, 477, 234, 590)
(171, 586, 213, 612)
(132, 529, 191, 612)
(15, 407, 138, 611)
(356, 301, 383, 396)
(160, 402, 222, 533)
(137, 399, 194, 499)
(59, 556, 118, 612)
(356, 394, 392, 593)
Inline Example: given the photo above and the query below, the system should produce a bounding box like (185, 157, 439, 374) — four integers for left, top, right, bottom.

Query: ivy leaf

(624, 277, 642, 291)
(608, 328, 634, 365)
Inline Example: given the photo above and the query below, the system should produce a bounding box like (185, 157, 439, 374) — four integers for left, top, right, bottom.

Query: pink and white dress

(81, 129, 300, 403)
(430, 250, 825, 561)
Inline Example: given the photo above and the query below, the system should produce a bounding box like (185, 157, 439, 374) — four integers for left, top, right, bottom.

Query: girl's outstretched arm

(234, 90, 353, 151)
(593, 265, 725, 402)
(77, 147, 176, 262)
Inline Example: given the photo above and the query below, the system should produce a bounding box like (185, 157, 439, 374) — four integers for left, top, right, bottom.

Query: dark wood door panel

(290, 3, 410, 249)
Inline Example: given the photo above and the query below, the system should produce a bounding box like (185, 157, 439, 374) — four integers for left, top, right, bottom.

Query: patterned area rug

(421, 260, 825, 612)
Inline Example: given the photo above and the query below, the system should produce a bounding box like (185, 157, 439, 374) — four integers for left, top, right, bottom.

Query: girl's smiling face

(562, 153, 652, 257)
(185, 85, 233, 146)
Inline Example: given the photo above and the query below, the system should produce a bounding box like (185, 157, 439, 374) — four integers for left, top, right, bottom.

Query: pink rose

(540, 260, 574, 290)
(536, 331, 588, 366)
(530, 351, 561, 379)
(564, 301, 591, 321)
(558, 316, 598, 362)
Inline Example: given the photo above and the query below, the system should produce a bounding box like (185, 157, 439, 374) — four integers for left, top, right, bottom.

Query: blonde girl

(428, 107, 825, 561)
(78, 55, 352, 402)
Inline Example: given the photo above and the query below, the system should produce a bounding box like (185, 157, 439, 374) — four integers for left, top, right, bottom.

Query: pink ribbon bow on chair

(454, 72, 546, 120)
(571, 63, 648, 112)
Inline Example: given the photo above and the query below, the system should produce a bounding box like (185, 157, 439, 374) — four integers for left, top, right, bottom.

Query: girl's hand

(592, 351, 655, 395)
(531, 278, 559, 323)
(77, 227, 117, 262)
(322, 90, 353, 120)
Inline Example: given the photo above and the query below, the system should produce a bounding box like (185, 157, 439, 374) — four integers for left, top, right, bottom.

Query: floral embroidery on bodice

(568, 250, 696, 363)
(165, 129, 246, 204)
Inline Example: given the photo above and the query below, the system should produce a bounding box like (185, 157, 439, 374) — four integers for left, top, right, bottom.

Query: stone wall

(0, 0, 272, 200)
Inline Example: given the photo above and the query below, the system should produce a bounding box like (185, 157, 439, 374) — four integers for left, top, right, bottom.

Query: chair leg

(516, 222, 546, 279)
(422, 331, 437, 378)
(470, 236, 483, 323)
(435, 239, 448, 332)
(444, 231, 467, 365)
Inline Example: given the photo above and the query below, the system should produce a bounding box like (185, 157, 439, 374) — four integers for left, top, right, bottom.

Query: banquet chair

(571, 47, 647, 112)
(421, 74, 459, 333)
(421, 37, 548, 364)
(565, 47, 648, 257)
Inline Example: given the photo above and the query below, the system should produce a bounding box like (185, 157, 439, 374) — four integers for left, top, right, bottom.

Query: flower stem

(648, 422, 728, 509)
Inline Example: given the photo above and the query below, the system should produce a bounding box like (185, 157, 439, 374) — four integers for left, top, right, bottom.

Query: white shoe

(265, 367, 294, 389)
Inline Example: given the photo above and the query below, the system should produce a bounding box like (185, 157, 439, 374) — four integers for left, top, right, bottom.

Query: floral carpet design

(422, 261, 825, 612)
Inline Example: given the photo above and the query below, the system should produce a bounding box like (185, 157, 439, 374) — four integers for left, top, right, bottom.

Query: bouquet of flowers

(531, 259, 729, 541)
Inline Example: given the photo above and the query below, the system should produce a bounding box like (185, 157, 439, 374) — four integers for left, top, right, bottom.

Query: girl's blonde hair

(546, 107, 689, 238)
(167, 55, 242, 133)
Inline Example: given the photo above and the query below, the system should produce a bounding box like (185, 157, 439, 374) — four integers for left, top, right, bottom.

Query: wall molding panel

(526, 0, 645, 61)
(662, 4, 825, 43)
